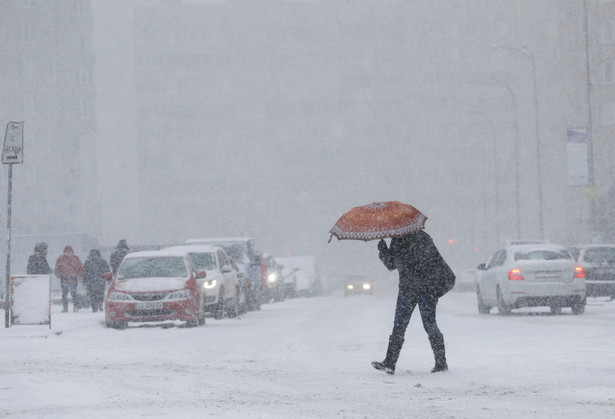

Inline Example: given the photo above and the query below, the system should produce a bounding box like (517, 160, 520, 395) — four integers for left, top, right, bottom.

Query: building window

(603, 20, 615, 43)
(606, 61, 615, 84)
(602, 101, 615, 125)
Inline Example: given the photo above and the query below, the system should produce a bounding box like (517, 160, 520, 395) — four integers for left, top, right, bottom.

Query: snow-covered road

(1, 280, 614, 418)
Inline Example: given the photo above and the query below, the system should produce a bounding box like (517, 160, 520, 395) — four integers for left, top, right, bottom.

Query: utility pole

(583, 0, 597, 237)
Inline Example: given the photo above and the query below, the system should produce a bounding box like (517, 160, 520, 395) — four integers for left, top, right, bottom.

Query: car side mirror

(195, 269, 207, 279)
(477, 263, 487, 271)
(221, 264, 233, 273)
(102, 272, 113, 280)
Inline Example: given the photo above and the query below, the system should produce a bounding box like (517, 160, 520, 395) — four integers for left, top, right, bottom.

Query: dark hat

(118, 239, 129, 249)
(34, 242, 48, 253)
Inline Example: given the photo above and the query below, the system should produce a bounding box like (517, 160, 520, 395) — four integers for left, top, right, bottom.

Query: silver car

(476, 243, 586, 315)
(569, 244, 615, 299)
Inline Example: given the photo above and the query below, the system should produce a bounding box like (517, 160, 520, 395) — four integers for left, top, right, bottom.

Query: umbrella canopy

(328, 201, 427, 242)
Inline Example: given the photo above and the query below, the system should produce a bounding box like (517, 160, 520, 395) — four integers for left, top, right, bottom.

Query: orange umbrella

(328, 201, 427, 242)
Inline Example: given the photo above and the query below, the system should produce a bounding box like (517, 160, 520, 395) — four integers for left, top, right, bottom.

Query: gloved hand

(377, 239, 388, 252)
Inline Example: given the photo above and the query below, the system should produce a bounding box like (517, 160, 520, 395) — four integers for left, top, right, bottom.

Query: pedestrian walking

(83, 249, 111, 313)
(372, 230, 455, 375)
(54, 246, 85, 312)
(110, 239, 130, 275)
(27, 242, 53, 275)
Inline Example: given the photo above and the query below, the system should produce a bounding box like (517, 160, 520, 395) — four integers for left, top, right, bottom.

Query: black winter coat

(84, 250, 111, 293)
(379, 230, 455, 298)
(27, 251, 53, 275)
(110, 248, 129, 274)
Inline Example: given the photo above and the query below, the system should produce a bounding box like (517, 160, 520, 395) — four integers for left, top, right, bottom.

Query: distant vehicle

(454, 268, 480, 292)
(275, 256, 322, 298)
(104, 249, 208, 328)
(186, 238, 259, 312)
(568, 244, 615, 299)
(476, 243, 586, 315)
(344, 275, 373, 297)
(505, 239, 550, 246)
(164, 245, 241, 319)
(262, 254, 285, 303)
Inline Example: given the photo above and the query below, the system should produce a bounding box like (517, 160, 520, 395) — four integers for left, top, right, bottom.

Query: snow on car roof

(186, 237, 253, 244)
(508, 243, 567, 251)
(124, 249, 191, 259)
(163, 244, 220, 254)
(573, 243, 615, 248)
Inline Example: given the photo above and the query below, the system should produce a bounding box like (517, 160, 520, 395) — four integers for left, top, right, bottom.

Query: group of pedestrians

(26, 240, 130, 313)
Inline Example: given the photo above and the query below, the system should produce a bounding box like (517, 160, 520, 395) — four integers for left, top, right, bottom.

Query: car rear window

(118, 257, 189, 279)
(583, 248, 615, 263)
(514, 249, 571, 261)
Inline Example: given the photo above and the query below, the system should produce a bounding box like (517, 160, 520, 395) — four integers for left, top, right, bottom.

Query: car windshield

(218, 243, 249, 264)
(514, 249, 571, 261)
(583, 247, 615, 263)
(117, 257, 189, 279)
(188, 252, 216, 270)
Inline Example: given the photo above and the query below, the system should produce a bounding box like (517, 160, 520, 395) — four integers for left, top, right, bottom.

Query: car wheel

(227, 288, 240, 318)
(238, 286, 248, 314)
(571, 302, 585, 315)
(497, 287, 512, 316)
(550, 305, 562, 315)
(214, 287, 225, 320)
(198, 298, 206, 326)
(106, 321, 127, 329)
(476, 287, 491, 314)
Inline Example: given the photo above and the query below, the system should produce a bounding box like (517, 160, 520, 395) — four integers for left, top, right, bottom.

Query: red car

(104, 250, 207, 329)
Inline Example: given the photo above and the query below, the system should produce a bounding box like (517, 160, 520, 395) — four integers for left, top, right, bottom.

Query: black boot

(372, 334, 404, 375)
(429, 335, 448, 373)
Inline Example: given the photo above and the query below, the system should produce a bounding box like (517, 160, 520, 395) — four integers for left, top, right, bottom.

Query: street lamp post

(468, 110, 501, 247)
(492, 44, 545, 239)
(487, 78, 521, 239)
(583, 0, 597, 237)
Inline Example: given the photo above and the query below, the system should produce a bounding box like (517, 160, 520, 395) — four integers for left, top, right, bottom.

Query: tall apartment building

(559, 0, 615, 242)
(0, 0, 98, 268)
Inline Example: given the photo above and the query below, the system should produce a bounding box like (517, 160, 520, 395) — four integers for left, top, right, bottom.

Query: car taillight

(574, 266, 585, 278)
(509, 269, 523, 280)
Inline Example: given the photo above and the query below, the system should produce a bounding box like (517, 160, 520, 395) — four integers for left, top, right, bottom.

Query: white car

(165, 245, 240, 319)
(476, 243, 586, 315)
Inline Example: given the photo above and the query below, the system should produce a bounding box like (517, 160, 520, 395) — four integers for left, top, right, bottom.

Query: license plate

(535, 271, 560, 278)
(135, 301, 163, 310)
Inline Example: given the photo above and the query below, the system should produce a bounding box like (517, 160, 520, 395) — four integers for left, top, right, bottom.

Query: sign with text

(567, 127, 589, 186)
(2, 121, 24, 164)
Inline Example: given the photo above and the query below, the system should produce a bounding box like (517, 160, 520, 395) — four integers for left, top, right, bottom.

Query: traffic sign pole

(3, 121, 23, 328)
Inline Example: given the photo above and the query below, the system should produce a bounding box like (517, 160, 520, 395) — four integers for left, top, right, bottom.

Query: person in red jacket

(54, 246, 85, 312)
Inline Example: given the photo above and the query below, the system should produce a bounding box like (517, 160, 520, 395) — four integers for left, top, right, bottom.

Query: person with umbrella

(372, 229, 455, 374)
(328, 201, 455, 375)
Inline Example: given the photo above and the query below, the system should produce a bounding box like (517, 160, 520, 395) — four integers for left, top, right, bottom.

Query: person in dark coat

(83, 249, 111, 313)
(54, 245, 85, 312)
(27, 242, 53, 275)
(110, 239, 130, 275)
(372, 229, 455, 375)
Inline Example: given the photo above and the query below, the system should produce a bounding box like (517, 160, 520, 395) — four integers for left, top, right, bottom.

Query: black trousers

(60, 277, 78, 309)
(391, 287, 443, 345)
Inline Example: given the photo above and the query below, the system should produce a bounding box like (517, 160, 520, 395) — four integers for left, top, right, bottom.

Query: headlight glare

(109, 292, 132, 301)
(203, 280, 217, 289)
